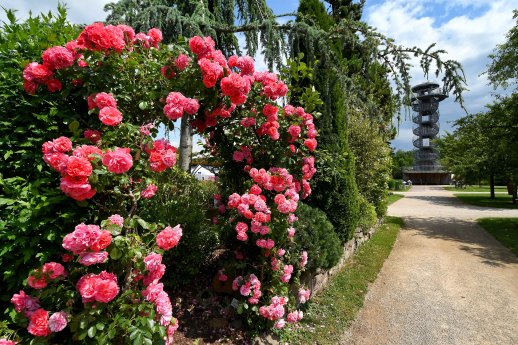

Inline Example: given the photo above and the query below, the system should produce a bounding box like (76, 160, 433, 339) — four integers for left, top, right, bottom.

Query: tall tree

(486, 9, 518, 91)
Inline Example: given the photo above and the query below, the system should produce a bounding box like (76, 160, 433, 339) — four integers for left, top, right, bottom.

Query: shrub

(357, 195, 378, 232)
(0, 7, 83, 306)
(2, 11, 320, 341)
(141, 169, 220, 285)
(293, 203, 342, 271)
(308, 150, 360, 242)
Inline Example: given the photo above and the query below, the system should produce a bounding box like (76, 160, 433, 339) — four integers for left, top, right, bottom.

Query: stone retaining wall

(253, 220, 382, 345)
(302, 220, 381, 297)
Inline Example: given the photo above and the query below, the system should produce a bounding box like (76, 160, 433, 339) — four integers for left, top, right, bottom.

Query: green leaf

(110, 246, 122, 260)
(136, 218, 149, 229)
(87, 326, 97, 338)
(69, 120, 80, 132)
(96, 323, 105, 331)
(134, 333, 143, 345)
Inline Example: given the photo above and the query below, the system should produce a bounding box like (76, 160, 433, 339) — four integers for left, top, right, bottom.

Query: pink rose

(99, 106, 122, 126)
(65, 156, 92, 178)
(73, 145, 103, 161)
(175, 53, 191, 71)
(11, 290, 40, 316)
(79, 251, 109, 266)
(141, 184, 158, 199)
(84, 129, 101, 144)
(94, 279, 119, 303)
(42, 46, 74, 70)
(48, 311, 68, 332)
(52, 136, 72, 153)
(102, 147, 133, 174)
(107, 214, 124, 227)
(27, 309, 51, 337)
(0, 338, 17, 345)
(142, 282, 164, 302)
(77, 274, 100, 303)
(42, 262, 65, 279)
(90, 230, 112, 252)
(27, 271, 47, 290)
(156, 225, 182, 250)
(274, 319, 285, 329)
(46, 79, 62, 92)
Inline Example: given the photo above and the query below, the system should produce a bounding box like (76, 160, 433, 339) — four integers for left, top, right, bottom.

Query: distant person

(407, 179, 412, 186)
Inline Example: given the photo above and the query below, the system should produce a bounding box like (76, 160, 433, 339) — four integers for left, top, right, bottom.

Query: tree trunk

(513, 184, 517, 205)
(490, 172, 495, 199)
(178, 114, 193, 172)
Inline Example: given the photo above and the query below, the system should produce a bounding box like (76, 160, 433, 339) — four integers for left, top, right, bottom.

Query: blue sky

(1, 0, 515, 151)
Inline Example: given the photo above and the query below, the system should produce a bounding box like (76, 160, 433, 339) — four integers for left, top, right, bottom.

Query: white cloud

(365, 0, 516, 150)
(0, 0, 112, 24)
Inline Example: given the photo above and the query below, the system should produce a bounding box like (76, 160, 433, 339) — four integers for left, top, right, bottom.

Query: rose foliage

(4, 20, 318, 343)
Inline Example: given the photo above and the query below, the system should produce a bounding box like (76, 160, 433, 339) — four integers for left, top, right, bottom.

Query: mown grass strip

(443, 185, 507, 193)
(454, 193, 517, 209)
(286, 216, 403, 344)
(386, 193, 404, 205)
(477, 218, 518, 256)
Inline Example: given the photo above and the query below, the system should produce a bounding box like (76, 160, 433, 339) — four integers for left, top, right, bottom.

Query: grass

(477, 218, 518, 256)
(454, 193, 517, 209)
(287, 216, 403, 344)
(386, 193, 404, 205)
(444, 185, 507, 193)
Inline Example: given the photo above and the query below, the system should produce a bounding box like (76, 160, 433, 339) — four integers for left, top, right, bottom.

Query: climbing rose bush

(6, 19, 317, 342)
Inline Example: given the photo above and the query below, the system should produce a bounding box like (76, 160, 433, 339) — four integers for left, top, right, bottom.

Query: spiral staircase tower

(403, 82, 451, 184)
(412, 82, 447, 171)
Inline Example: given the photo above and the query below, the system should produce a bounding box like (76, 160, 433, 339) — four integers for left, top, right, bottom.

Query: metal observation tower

(403, 82, 451, 184)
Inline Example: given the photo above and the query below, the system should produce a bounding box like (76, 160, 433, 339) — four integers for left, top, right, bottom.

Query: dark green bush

(388, 179, 396, 190)
(140, 169, 220, 287)
(307, 150, 360, 243)
(0, 8, 84, 306)
(294, 203, 342, 271)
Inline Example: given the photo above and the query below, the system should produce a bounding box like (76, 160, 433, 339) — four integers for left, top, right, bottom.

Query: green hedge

(294, 203, 342, 271)
(0, 8, 83, 306)
(308, 150, 361, 243)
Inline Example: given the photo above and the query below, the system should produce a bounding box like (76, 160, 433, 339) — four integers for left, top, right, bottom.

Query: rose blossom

(0, 339, 16, 345)
(175, 53, 191, 70)
(107, 214, 124, 227)
(156, 225, 182, 250)
(99, 106, 122, 126)
(79, 251, 109, 266)
(42, 262, 65, 279)
(94, 92, 117, 109)
(84, 129, 101, 144)
(102, 147, 133, 174)
(27, 309, 51, 337)
(27, 271, 47, 290)
(141, 184, 158, 199)
(65, 156, 92, 179)
(94, 279, 120, 303)
(48, 311, 68, 332)
(11, 290, 40, 316)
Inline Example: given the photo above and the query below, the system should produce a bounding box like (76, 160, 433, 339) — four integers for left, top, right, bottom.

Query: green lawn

(454, 193, 517, 209)
(386, 193, 404, 205)
(444, 185, 507, 193)
(477, 218, 518, 256)
(287, 217, 403, 344)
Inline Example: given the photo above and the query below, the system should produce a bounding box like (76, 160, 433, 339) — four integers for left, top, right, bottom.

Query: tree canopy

(486, 9, 518, 91)
(104, 0, 467, 112)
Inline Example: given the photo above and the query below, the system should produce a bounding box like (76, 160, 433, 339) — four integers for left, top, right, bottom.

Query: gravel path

(341, 185, 518, 345)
